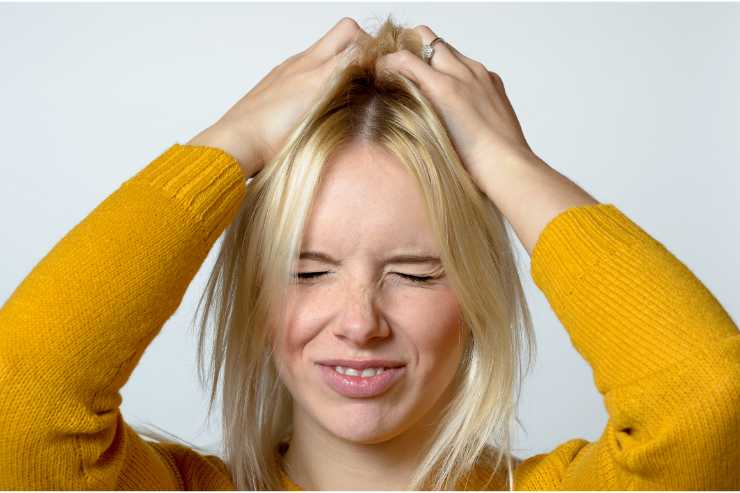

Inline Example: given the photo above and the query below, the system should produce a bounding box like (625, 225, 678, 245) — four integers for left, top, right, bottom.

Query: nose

(332, 279, 390, 345)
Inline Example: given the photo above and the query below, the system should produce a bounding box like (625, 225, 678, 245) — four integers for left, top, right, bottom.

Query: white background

(1, 2, 738, 459)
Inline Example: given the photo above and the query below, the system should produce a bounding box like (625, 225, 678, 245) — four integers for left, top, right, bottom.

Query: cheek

(270, 325, 309, 402)
(271, 292, 323, 379)
(278, 290, 325, 347)
(400, 293, 463, 365)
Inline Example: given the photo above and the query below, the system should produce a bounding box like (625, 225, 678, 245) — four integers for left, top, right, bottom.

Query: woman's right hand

(187, 17, 371, 179)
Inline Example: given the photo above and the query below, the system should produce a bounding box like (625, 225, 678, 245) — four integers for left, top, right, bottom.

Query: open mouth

(317, 363, 406, 398)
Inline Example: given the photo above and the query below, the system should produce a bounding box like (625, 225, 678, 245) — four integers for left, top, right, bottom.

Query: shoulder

(464, 445, 523, 490)
(151, 441, 236, 490)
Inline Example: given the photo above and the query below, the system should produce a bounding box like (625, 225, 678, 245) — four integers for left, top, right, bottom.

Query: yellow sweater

(1, 143, 738, 490)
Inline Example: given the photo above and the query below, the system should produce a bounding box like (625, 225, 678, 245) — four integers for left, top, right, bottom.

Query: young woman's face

(272, 141, 465, 445)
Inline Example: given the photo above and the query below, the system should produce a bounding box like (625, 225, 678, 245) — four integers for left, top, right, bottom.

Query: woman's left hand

(376, 25, 537, 194)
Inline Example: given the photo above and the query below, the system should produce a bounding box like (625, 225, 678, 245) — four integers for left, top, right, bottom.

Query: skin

(188, 17, 600, 488)
(273, 140, 465, 490)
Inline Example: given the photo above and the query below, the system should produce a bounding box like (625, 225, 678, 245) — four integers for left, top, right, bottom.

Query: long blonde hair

(134, 14, 536, 491)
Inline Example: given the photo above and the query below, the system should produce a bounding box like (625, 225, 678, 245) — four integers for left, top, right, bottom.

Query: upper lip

(317, 359, 406, 370)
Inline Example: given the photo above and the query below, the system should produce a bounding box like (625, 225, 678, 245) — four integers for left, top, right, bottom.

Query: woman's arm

(493, 152, 740, 489)
(475, 149, 600, 256)
(0, 144, 245, 489)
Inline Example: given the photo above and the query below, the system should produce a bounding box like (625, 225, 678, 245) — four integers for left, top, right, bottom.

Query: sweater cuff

(126, 143, 247, 246)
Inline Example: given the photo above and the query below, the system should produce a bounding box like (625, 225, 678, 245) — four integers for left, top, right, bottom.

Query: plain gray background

(1, 2, 738, 459)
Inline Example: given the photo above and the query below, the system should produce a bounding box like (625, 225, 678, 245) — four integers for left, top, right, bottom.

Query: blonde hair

(134, 13, 536, 491)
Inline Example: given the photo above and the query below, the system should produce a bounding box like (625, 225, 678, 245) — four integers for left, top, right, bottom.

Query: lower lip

(317, 364, 406, 398)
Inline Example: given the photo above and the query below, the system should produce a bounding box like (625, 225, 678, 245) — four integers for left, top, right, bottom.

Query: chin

(317, 405, 408, 444)
(326, 422, 403, 445)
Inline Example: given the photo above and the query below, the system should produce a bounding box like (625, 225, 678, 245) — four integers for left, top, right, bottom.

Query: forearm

(479, 150, 600, 256)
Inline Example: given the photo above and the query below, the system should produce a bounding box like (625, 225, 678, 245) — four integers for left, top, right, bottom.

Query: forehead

(301, 141, 438, 256)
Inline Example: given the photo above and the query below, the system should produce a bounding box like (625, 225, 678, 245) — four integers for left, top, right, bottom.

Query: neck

(281, 402, 447, 490)
(282, 420, 430, 489)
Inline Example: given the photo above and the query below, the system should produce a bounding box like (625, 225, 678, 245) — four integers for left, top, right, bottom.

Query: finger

(307, 17, 371, 62)
(488, 70, 515, 114)
(487, 70, 506, 91)
(376, 48, 450, 96)
(413, 25, 473, 81)
(443, 42, 477, 70)
(323, 39, 363, 76)
(415, 25, 498, 86)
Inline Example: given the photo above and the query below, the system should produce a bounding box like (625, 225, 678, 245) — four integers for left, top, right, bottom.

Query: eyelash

(292, 272, 437, 284)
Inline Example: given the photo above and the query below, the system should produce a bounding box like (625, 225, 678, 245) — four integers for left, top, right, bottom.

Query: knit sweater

(0, 143, 738, 490)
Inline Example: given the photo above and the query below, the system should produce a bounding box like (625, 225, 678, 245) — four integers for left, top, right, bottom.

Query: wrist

(479, 147, 599, 256)
(477, 147, 548, 201)
(186, 123, 260, 179)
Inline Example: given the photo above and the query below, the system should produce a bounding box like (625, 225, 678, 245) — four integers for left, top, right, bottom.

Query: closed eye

(292, 272, 437, 284)
(294, 271, 326, 280)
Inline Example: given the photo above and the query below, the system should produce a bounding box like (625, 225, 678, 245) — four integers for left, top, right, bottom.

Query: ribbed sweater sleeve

(0, 144, 245, 490)
(515, 203, 740, 489)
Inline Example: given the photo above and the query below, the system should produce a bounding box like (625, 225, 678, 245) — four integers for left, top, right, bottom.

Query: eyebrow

(299, 250, 441, 266)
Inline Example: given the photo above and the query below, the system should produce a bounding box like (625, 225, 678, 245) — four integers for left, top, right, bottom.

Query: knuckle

(338, 17, 360, 33)
(396, 49, 415, 64)
(472, 61, 489, 77)
(444, 42, 460, 57)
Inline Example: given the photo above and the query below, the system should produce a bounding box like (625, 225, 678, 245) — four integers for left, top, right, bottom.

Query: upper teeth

(334, 366, 386, 377)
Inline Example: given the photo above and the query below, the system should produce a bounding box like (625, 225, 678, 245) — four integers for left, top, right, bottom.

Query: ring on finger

(422, 36, 446, 64)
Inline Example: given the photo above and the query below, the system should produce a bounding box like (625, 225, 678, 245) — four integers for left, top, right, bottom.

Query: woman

(1, 15, 738, 491)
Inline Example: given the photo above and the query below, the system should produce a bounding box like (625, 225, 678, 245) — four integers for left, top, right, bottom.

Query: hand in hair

(376, 25, 599, 256)
(375, 25, 538, 195)
(188, 17, 372, 179)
